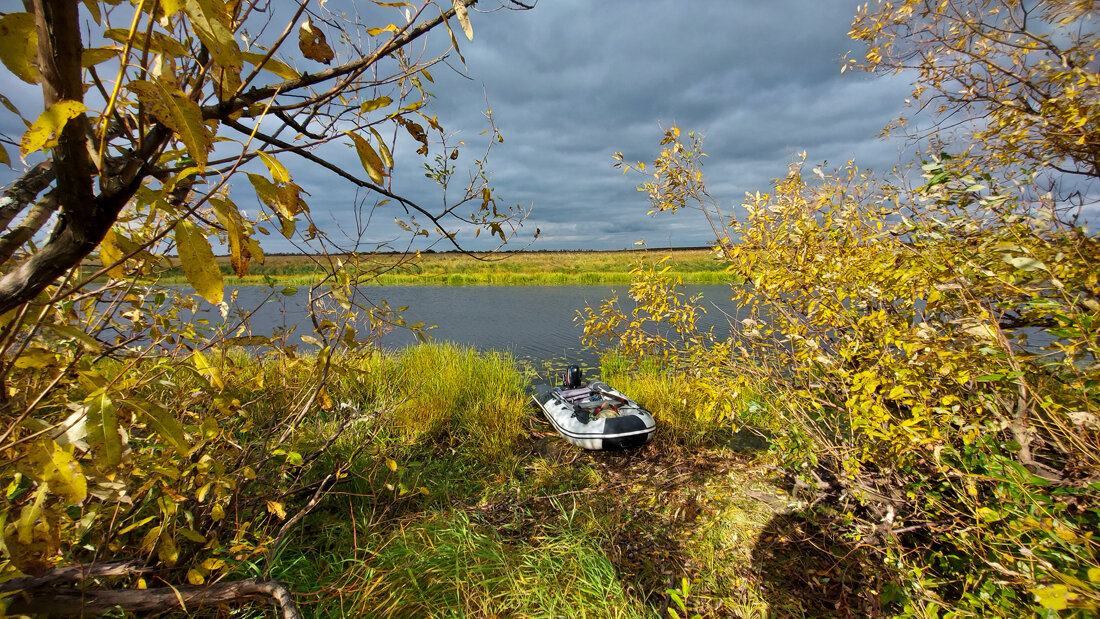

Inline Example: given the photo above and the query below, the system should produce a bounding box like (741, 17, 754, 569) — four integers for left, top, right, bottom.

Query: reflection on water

(204, 285, 741, 371)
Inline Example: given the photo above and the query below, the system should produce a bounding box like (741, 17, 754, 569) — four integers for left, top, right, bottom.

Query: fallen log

(4, 576, 300, 618)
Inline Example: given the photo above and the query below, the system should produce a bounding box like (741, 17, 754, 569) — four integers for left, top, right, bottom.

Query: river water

(213, 285, 741, 370)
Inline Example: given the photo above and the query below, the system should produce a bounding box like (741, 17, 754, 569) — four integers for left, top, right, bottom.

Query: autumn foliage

(585, 1, 1099, 615)
(0, 0, 526, 614)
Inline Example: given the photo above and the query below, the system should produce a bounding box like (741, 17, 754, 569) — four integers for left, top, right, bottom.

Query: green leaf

(127, 80, 213, 166)
(87, 391, 123, 470)
(20, 101, 88, 158)
(130, 398, 189, 456)
(346, 131, 386, 184)
(174, 220, 224, 304)
(0, 13, 40, 84)
(46, 324, 103, 352)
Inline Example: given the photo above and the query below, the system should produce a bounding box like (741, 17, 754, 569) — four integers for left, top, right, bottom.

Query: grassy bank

(148, 248, 731, 286)
(254, 344, 805, 617)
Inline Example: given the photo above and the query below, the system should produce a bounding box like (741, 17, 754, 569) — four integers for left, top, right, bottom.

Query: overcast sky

(368, 0, 915, 251)
(0, 1, 918, 253)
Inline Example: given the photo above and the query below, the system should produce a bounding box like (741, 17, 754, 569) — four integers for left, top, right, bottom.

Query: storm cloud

(0, 1, 917, 252)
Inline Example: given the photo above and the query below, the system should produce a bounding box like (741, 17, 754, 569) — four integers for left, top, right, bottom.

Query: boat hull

(532, 381, 656, 450)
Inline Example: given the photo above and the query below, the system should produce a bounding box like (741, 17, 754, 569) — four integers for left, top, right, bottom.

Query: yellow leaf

(346, 131, 386, 184)
(0, 13, 40, 84)
(201, 557, 226, 571)
(0, 143, 9, 167)
(191, 351, 224, 390)
(127, 80, 212, 166)
(366, 24, 397, 36)
(81, 47, 121, 68)
(160, 0, 186, 14)
(298, 17, 335, 64)
(184, 0, 242, 71)
(158, 531, 180, 566)
(211, 197, 254, 277)
(369, 127, 394, 168)
(104, 28, 187, 57)
(241, 51, 299, 80)
(20, 100, 88, 158)
(360, 95, 393, 113)
(453, 0, 474, 40)
(174, 220, 223, 304)
(130, 398, 189, 455)
(246, 174, 307, 238)
(3, 486, 58, 575)
(256, 151, 291, 183)
(266, 500, 287, 519)
(1032, 584, 1069, 610)
(211, 503, 226, 522)
(25, 440, 87, 505)
(99, 228, 126, 279)
(13, 347, 56, 369)
(440, 13, 467, 66)
(186, 569, 205, 585)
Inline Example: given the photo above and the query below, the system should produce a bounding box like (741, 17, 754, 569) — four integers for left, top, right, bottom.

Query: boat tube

(532, 368, 656, 450)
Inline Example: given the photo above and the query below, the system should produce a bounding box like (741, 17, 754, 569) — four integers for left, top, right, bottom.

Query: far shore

(98, 247, 739, 286)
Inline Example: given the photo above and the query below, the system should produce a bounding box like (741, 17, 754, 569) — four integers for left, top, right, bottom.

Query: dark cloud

(0, 1, 915, 253)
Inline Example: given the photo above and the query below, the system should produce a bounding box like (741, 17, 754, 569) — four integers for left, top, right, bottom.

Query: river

(208, 284, 741, 371)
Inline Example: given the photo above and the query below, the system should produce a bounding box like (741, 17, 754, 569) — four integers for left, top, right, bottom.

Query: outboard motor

(563, 364, 583, 389)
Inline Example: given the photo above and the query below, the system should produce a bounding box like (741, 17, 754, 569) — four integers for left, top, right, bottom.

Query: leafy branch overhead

(0, 0, 525, 312)
(0, 0, 530, 616)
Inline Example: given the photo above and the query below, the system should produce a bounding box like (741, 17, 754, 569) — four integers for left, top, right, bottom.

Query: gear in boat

(531, 365, 656, 450)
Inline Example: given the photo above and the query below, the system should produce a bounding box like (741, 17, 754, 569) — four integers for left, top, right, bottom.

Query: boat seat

(557, 387, 594, 404)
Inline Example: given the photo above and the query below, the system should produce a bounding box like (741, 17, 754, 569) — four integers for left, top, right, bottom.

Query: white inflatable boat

(532, 366, 656, 450)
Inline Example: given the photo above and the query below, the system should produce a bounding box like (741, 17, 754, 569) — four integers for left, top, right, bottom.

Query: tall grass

(599, 354, 751, 449)
(362, 343, 528, 465)
(328, 512, 642, 619)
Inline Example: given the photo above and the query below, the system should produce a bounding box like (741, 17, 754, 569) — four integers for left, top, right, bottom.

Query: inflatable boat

(532, 366, 656, 450)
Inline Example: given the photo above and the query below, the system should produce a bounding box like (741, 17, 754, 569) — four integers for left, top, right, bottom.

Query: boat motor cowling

(563, 365, 583, 389)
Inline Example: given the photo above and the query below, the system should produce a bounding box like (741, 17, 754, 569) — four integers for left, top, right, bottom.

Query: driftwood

(1, 561, 300, 618)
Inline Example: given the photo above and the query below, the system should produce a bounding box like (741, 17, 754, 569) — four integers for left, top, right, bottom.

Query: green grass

(59, 344, 786, 616)
(239, 345, 789, 618)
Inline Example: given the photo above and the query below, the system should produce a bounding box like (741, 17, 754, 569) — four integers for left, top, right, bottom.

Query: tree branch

(0, 161, 54, 232)
(5, 578, 301, 618)
(0, 192, 59, 264)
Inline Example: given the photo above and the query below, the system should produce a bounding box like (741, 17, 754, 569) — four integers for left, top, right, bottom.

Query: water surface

(214, 285, 739, 369)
